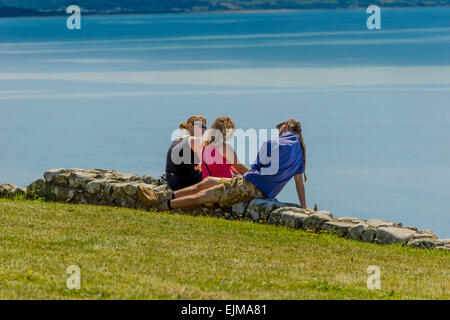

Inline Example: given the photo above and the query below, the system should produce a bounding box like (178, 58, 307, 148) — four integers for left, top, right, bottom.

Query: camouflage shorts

(210, 175, 265, 207)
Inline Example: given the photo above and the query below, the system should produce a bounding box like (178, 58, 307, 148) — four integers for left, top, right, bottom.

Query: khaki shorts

(210, 175, 265, 207)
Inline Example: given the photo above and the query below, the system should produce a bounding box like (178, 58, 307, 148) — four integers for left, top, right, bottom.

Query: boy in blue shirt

(139, 119, 311, 212)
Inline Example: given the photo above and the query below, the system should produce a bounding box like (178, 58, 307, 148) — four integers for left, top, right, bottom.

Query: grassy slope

(0, 199, 448, 299)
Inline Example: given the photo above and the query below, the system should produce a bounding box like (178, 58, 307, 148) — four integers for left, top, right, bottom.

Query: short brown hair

(179, 115, 206, 130)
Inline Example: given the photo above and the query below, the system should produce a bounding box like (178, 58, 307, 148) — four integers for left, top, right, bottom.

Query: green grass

(0, 199, 448, 299)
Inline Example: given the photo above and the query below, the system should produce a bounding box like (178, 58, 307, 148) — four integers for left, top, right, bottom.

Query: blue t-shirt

(244, 132, 304, 199)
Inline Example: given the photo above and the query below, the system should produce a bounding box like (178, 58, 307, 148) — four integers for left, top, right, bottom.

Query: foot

(139, 185, 154, 197)
(137, 185, 173, 207)
(137, 186, 153, 207)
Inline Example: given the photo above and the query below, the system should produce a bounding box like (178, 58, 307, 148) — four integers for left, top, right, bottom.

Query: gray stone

(435, 245, 450, 252)
(49, 185, 75, 201)
(336, 217, 364, 224)
(142, 175, 156, 184)
(0, 183, 24, 198)
(268, 207, 309, 229)
(111, 183, 130, 199)
(362, 228, 377, 242)
(275, 202, 303, 209)
(323, 221, 357, 236)
(68, 171, 97, 188)
(232, 201, 249, 218)
(376, 227, 417, 245)
(417, 229, 438, 238)
(104, 182, 115, 196)
(302, 211, 333, 231)
(85, 179, 109, 194)
(348, 223, 368, 241)
(407, 238, 441, 249)
(43, 168, 68, 183)
(38, 168, 161, 209)
(245, 199, 285, 222)
(123, 183, 140, 197)
(365, 219, 394, 229)
(411, 231, 438, 240)
(114, 173, 136, 182)
(51, 172, 71, 185)
(27, 179, 47, 197)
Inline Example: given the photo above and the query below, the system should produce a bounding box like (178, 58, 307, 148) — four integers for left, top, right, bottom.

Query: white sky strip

(1, 86, 450, 101)
(1, 66, 449, 88)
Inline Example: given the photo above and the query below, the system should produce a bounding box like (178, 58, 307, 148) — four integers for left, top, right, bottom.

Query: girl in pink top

(201, 116, 248, 179)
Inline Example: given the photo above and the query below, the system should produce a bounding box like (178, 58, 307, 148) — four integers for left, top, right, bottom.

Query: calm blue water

(0, 8, 449, 237)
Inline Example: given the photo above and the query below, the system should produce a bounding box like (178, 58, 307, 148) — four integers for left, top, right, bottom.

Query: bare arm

(189, 136, 203, 160)
(294, 174, 312, 212)
(189, 137, 203, 171)
(222, 143, 249, 174)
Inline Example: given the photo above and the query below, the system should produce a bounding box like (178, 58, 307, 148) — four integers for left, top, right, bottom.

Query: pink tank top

(201, 144, 233, 179)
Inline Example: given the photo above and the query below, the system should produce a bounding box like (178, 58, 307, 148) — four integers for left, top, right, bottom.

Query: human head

(203, 116, 235, 146)
(276, 118, 302, 137)
(179, 115, 207, 137)
(276, 118, 307, 181)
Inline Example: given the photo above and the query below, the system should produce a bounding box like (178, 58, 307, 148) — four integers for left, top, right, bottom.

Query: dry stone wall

(1, 168, 449, 252)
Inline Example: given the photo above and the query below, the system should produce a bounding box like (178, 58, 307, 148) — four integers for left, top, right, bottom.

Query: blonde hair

(203, 116, 235, 147)
(179, 115, 206, 131)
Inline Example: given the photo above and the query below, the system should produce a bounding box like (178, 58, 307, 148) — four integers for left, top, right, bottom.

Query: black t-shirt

(165, 136, 200, 175)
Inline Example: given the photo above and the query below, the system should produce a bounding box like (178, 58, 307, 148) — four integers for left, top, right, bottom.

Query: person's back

(165, 136, 202, 190)
(244, 132, 304, 199)
(201, 116, 247, 179)
(201, 144, 234, 179)
(165, 115, 206, 191)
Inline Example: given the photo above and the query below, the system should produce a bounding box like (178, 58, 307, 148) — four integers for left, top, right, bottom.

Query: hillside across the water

(0, 198, 448, 299)
(0, 0, 449, 17)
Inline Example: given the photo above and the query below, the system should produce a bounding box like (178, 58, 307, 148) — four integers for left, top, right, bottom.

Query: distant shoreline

(1, 5, 449, 19)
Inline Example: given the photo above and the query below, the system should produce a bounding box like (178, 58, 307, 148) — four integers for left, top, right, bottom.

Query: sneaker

(137, 185, 173, 207)
(139, 185, 153, 197)
(137, 186, 153, 208)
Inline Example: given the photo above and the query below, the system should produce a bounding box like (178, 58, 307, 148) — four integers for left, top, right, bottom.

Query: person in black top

(165, 115, 207, 191)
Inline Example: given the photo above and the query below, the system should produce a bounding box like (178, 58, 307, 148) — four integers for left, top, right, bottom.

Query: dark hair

(284, 120, 307, 182)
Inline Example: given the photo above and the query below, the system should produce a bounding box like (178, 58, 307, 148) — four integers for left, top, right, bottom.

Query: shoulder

(222, 143, 236, 160)
(224, 143, 235, 152)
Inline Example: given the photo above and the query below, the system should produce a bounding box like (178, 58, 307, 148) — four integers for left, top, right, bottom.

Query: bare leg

(171, 187, 219, 210)
(174, 176, 224, 198)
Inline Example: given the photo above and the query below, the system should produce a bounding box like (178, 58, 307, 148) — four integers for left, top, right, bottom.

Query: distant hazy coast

(1, 0, 449, 18)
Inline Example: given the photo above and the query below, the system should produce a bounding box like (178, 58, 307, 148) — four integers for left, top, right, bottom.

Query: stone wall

(1, 168, 449, 252)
